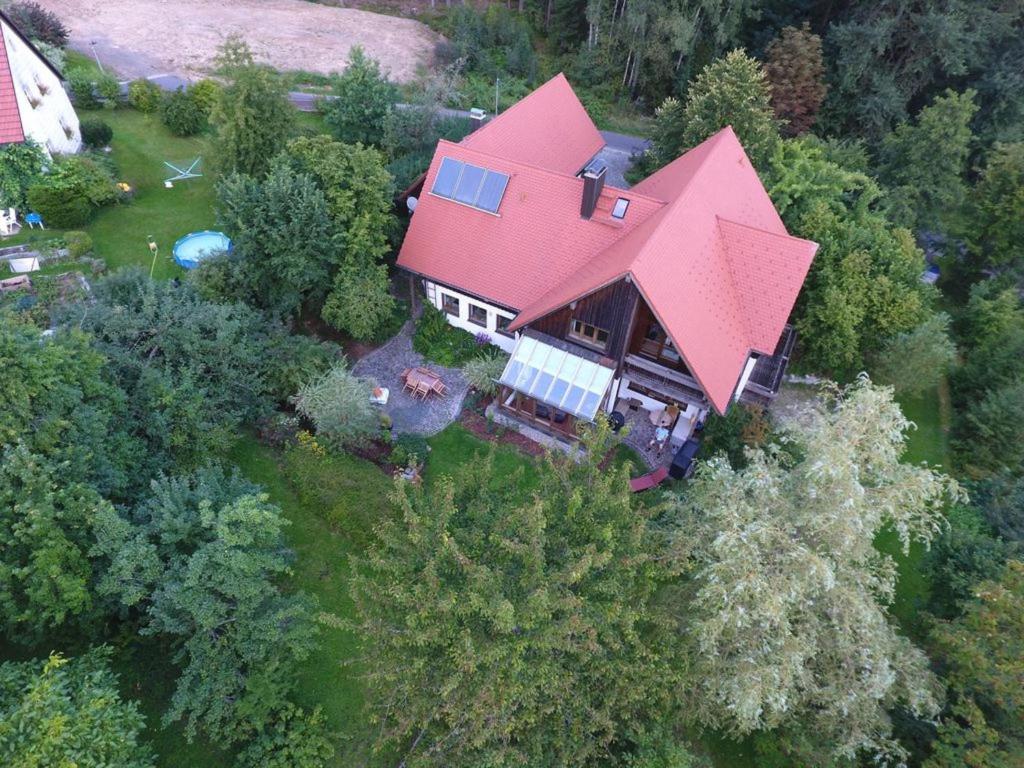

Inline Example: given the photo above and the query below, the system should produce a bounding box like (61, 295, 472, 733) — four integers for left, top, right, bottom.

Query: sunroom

(496, 331, 616, 438)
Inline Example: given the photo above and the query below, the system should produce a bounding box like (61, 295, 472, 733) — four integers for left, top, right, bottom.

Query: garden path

(354, 322, 470, 436)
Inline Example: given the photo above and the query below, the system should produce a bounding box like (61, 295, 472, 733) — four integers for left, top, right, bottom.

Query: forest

(1, 0, 1023, 767)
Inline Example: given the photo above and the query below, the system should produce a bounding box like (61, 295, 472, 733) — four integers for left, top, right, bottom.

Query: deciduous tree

(667, 379, 960, 763)
(877, 90, 978, 232)
(0, 648, 154, 768)
(94, 466, 319, 747)
(967, 142, 1024, 270)
(764, 24, 826, 136)
(351, 422, 684, 767)
(871, 312, 957, 396)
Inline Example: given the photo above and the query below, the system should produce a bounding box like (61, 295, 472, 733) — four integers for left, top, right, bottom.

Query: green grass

(82, 110, 217, 277)
(874, 381, 953, 638)
(425, 423, 541, 491)
(229, 434, 393, 767)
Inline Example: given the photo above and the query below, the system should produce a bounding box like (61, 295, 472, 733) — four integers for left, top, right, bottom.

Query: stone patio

(618, 405, 672, 469)
(352, 321, 471, 436)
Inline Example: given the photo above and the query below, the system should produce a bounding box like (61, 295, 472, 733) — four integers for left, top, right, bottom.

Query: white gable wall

(2, 18, 80, 154)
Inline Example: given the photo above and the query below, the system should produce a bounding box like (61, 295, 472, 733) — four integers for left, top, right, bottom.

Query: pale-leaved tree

(667, 377, 961, 763)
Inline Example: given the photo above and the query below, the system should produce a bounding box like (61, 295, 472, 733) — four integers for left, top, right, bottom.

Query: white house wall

(734, 355, 758, 401)
(2, 19, 80, 154)
(423, 280, 519, 354)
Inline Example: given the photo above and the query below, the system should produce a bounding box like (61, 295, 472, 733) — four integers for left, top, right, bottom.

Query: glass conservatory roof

(498, 334, 614, 421)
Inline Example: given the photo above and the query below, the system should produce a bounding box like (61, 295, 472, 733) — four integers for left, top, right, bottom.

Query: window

(496, 315, 513, 337)
(638, 320, 689, 371)
(611, 198, 630, 219)
(468, 303, 488, 327)
(568, 318, 609, 349)
(430, 157, 510, 214)
(441, 293, 460, 317)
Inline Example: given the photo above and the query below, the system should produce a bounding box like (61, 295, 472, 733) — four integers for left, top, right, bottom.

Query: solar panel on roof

(454, 164, 487, 204)
(476, 171, 509, 213)
(432, 157, 463, 198)
(430, 156, 510, 214)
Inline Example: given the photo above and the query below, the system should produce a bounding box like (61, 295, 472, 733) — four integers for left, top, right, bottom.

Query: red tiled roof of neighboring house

(0, 21, 26, 145)
(397, 75, 818, 414)
(460, 72, 604, 177)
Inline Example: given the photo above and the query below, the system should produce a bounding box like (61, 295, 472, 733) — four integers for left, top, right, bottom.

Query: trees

(209, 40, 293, 176)
(0, 139, 46, 210)
(0, 648, 154, 768)
(825, 1, 1024, 141)
(666, 379, 959, 763)
(926, 561, 1024, 767)
(793, 203, 930, 375)
(282, 136, 396, 339)
(671, 50, 780, 171)
(350, 422, 684, 767)
(95, 466, 319, 747)
(0, 316, 139, 500)
(764, 24, 826, 136)
(323, 46, 397, 146)
(877, 90, 978, 231)
(235, 703, 335, 768)
(0, 446, 112, 642)
(292, 361, 378, 449)
(967, 142, 1024, 271)
(871, 312, 957, 396)
(214, 159, 334, 317)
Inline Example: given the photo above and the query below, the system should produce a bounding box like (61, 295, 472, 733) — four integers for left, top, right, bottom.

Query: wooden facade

(530, 278, 640, 364)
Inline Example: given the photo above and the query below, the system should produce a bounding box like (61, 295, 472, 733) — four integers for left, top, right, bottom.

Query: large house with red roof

(0, 9, 80, 155)
(398, 74, 817, 442)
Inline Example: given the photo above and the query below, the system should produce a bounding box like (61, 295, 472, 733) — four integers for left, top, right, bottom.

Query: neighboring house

(0, 9, 80, 154)
(398, 74, 817, 442)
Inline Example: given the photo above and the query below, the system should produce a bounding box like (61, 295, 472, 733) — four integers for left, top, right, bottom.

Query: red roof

(460, 73, 604, 177)
(0, 20, 25, 146)
(397, 76, 817, 414)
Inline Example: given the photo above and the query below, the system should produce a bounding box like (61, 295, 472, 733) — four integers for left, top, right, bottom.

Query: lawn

(874, 381, 954, 638)
(82, 110, 217, 277)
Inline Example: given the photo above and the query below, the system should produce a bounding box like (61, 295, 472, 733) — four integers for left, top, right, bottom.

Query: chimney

(469, 108, 487, 132)
(580, 163, 607, 219)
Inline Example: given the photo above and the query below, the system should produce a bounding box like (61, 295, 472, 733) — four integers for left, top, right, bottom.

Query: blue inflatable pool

(172, 230, 232, 270)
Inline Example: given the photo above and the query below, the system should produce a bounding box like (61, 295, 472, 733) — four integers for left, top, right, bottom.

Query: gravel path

(353, 322, 470, 437)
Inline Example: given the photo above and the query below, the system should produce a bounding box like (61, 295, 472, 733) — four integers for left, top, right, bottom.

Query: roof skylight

(431, 157, 510, 214)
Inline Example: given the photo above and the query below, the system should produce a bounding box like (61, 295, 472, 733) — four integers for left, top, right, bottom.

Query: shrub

(64, 231, 94, 259)
(127, 78, 163, 113)
(79, 118, 113, 149)
(188, 79, 222, 117)
(700, 402, 772, 469)
(161, 87, 206, 136)
(412, 303, 481, 366)
(462, 348, 508, 395)
(0, 140, 46, 209)
(26, 156, 117, 228)
(26, 184, 90, 228)
(235, 703, 334, 768)
(66, 69, 99, 109)
(95, 72, 121, 107)
(31, 40, 65, 71)
(5, 2, 68, 46)
(388, 434, 430, 468)
(291, 361, 378, 449)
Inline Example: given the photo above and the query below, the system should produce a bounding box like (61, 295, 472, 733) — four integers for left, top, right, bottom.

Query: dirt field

(36, 0, 439, 82)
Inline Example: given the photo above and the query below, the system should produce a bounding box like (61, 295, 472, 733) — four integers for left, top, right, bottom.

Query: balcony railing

(740, 325, 796, 405)
(623, 354, 708, 405)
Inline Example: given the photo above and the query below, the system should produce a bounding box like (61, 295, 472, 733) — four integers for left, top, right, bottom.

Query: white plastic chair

(0, 208, 15, 236)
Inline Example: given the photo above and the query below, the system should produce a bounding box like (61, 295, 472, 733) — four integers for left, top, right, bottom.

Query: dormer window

(611, 198, 629, 219)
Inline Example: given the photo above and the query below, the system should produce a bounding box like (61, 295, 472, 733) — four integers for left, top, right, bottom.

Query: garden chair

(401, 368, 415, 394)
(0, 208, 15, 236)
(414, 380, 432, 400)
(25, 212, 44, 229)
(431, 378, 448, 397)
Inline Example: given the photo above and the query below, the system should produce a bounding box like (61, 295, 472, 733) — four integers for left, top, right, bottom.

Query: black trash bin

(669, 438, 701, 479)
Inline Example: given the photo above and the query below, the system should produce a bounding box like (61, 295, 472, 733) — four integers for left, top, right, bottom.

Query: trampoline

(172, 230, 232, 270)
